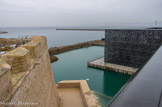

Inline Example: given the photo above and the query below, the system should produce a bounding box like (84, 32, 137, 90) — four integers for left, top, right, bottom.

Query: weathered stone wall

(0, 36, 59, 107)
(1, 47, 30, 73)
(0, 59, 11, 103)
(8, 48, 59, 107)
(105, 29, 162, 68)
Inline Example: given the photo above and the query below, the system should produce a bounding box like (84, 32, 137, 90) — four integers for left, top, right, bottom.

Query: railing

(107, 45, 162, 107)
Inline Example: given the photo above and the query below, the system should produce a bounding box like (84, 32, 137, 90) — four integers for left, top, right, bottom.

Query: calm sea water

(0, 27, 104, 47)
(52, 46, 130, 106)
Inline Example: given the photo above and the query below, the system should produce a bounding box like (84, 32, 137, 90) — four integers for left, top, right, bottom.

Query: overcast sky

(0, 0, 162, 27)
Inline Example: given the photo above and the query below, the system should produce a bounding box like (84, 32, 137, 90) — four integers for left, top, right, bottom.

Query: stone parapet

(1, 47, 30, 73)
(21, 41, 41, 58)
(32, 36, 47, 50)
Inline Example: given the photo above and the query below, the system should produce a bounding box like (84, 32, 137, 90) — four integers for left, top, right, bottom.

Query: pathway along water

(51, 46, 130, 106)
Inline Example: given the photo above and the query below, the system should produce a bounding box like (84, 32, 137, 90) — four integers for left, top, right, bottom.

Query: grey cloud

(0, 0, 162, 27)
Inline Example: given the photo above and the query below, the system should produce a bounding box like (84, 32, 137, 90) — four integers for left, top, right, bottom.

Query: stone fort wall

(105, 29, 162, 68)
(0, 36, 59, 107)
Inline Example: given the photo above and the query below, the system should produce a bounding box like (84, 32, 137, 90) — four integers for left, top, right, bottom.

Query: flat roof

(105, 27, 162, 30)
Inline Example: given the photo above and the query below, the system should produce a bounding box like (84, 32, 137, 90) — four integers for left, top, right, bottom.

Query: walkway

(88, 57, 138, 75)
(57, 80, 97, 107)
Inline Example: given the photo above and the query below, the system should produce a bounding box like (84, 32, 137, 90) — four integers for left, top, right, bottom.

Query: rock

(0, 31, 8, 34)
(50, 55, 59, 63)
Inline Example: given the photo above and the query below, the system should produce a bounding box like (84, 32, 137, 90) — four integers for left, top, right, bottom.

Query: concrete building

(105, 29, 162, 68)
(89, 28, 162, 75)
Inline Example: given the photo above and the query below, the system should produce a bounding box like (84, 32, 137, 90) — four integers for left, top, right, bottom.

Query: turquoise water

(51, 46, 130, 106)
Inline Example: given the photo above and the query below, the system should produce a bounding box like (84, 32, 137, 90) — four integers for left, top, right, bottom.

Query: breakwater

(49, 40, 104, 55)
(49, 40, 104, 63)
(56, 28, 105, 31)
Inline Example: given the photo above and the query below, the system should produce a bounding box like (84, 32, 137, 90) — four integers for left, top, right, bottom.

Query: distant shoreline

(0, 31, 8, 34)
(56, 28, 105, 31)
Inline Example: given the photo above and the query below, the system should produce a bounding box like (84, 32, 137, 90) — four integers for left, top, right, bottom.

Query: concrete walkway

(88, 57, 138, 75)
(58, 88, 84, 107)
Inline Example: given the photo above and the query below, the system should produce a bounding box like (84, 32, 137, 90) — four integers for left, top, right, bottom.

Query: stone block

(1, 47, 30, 73)
(32, 36, 47, 50)
(21, 41, 41, 58)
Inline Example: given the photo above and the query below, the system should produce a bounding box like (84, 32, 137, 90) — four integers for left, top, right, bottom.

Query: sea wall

(49, 40, 104, 55)
(105, 29, 162, 68)
(49, 40, 104, 63)
(0, 36, 59, 107)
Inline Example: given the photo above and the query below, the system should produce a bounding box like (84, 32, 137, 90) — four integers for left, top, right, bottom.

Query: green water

(51, 46, 130, 106)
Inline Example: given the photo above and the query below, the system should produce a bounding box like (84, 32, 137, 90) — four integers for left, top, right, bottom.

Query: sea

(0, 27, 105, 47)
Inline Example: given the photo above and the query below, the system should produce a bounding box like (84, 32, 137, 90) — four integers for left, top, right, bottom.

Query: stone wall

(0, 59, 11, 103)
(1, 47, 30, 73)
(105, 29, 162, 68)
(0, 36, 59, 107)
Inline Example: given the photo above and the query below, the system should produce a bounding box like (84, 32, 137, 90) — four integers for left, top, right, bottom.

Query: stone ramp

(58, 88, 84, 107)
(88, 57, 138, 75)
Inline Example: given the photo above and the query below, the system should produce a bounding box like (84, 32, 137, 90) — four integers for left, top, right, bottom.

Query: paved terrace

(88, 57, 138, 75)
(57, 80, 97, 107)
(58, 88, 84, 107)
